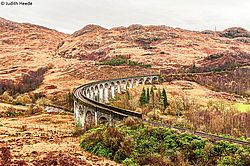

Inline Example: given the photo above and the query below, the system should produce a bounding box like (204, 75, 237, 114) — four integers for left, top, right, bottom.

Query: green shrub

(36, 97, 51, 105)
(80, 119, 250, 165)
(91, 142, 112, 158)
(99, 56, 151, 68)
(122, 158, 139, 166)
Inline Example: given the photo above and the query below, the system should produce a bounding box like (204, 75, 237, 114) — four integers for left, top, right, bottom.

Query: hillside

(1, 17, 250, 165)
(57, 24, 250, 70)
(0, 17, 250, 95)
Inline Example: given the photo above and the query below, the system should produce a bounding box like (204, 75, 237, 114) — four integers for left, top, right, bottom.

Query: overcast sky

(0, 0, 249, 33)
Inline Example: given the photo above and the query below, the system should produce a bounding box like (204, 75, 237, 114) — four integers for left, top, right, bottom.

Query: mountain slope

(57, 24, 250, 69)
(1, 18, 250, 95)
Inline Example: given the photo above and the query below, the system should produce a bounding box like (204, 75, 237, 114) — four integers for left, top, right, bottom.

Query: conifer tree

(139, 87, 147, 106)
(146, 88, 150, 103)
(162, 88, 168, 109)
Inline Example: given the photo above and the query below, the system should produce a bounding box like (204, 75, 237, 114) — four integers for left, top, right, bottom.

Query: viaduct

(73, 75, 160, 128)
(72, 74, 250, 146)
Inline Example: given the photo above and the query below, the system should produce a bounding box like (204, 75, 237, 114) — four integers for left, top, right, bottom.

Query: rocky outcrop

(220, 27, 250, 38)
(72, 24, 107, 37)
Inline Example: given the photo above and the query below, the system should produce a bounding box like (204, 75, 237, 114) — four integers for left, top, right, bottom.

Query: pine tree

(162, 88, 168, 109)
(150, 87, 155, 108)
(139, 87, 147, 106)
(146, 88, 150, 103)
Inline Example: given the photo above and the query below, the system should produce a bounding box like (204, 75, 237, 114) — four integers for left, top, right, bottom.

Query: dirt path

(0, 113, 121, 165)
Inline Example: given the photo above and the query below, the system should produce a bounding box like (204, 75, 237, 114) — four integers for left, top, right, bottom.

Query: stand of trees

(139, 86, 169, 111)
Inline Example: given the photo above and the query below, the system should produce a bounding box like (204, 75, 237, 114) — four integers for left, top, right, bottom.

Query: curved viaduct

(72, 74, 250, 146)
(73, 75, 160, 128)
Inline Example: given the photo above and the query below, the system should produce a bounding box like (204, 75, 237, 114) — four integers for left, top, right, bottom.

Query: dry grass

(0, 112, 121, 165)
(111, 81, 250, 138)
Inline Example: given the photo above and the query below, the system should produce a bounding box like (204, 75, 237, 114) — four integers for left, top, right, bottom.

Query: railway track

(146, 120, 250, 146)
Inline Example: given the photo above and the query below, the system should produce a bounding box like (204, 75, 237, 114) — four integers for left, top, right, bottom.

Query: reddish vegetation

(163, 67, 250, 97)
(57, 24, 250, 69)
(0, 67, 48, 95)
(197, 51, 250, 72)
(0, 17, 250, 95)
(0, 17, 250, 165)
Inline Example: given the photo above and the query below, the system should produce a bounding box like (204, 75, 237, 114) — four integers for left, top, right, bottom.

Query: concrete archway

(73, 75, 160, 128)
(99, 84, 104, 103)
(128, 79, 133, 88)
(104, 83, 109, 103)
(85, 111, 95, 127)
(121, 80, 128, 92)
(152, 76, 159, 84)
(145, 77, 152, 84)
(99, 116, 109, 124)
(94, 86, 99, 101)
(116, 81, 122, 94)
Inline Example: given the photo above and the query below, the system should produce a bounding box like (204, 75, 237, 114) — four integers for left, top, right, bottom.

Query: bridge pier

(129, 79, 133, 88)
(104, 85, 109, 103)
(111, 84, 116, 98)
(94, 87, 99, 101)
(99, 85, 104, 103)
(117, 82, 121, 94)
(123, 81, 127, 92)
(90, 88, 94, 100)
(136, 79, 139, 86)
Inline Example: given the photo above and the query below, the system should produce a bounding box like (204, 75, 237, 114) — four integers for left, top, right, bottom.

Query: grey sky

(0, 0, 249, 33)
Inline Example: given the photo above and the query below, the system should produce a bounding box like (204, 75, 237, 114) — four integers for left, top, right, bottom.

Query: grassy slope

(80, 119, 250, 166)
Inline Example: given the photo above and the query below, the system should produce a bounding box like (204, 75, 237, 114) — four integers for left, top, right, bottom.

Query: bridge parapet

(73, 75, 160, 128)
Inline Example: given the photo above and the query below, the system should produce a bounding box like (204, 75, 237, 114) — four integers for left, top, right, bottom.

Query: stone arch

(116, 80, 121, 85)
(133, 78, 140, 87)
(139, 77, 145, 85)
(127, 79, 133, 88)
(99, 84, 104, 103)
(121, 79, 128, 92)
(85, 110, 95, 126)
(116, 80, 122, 94)
(94, 85, 99, 101)
(152, 76, 159, 84)
(104, 82, 109, 88)
(104, 83, 110, 103)
(99, 116, 109, 124)
(145, 77, 152, 84)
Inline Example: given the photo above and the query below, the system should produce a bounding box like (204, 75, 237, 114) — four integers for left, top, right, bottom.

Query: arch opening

(99, 116, 109, 125)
